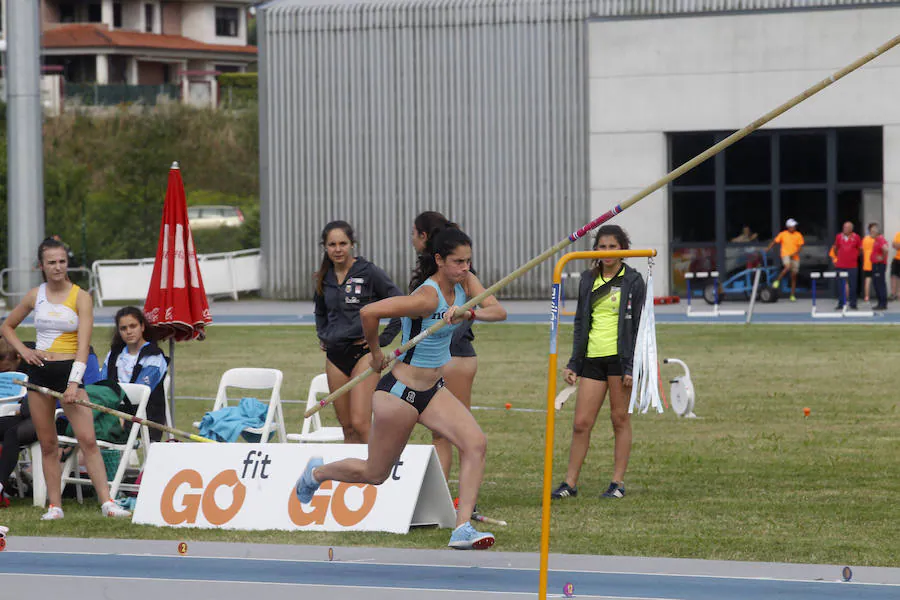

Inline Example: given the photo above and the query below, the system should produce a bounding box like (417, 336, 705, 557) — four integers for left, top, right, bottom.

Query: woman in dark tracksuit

(410, 212, 477, 481)
(551, 225, 645, 501)
(314, 221, 402, 443)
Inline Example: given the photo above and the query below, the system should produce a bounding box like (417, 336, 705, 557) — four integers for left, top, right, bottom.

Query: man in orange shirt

(892, 230, 900, 301)
(766, 218, 804, 301)
(862, 225, 876, 303)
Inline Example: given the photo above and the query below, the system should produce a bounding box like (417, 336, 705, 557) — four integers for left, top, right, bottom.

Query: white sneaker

(0, 525, 9, 536)
(101, 500, 131, 518)
(41, 505, 64, 520)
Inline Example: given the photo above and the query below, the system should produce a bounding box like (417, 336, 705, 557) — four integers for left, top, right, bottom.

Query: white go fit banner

(133, 444, 456, 534)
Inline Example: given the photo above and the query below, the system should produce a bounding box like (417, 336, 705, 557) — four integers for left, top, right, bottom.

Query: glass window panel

(670, 133, 716, 186)
(671, 247, 717, 296)
(725, 133, 770, 185)
(780, 189, 828, 244)
(671, 191, 715, 243)
(837, 190, 863, 232)
(780, 132, 827, 184)
(837, 128, 882, 183)
(726, 190, 772, 243)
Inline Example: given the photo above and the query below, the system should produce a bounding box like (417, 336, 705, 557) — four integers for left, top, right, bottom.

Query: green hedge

(218, 73, 257, 107)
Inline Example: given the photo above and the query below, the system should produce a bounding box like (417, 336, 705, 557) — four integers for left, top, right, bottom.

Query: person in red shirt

(830, 221, 862, 310)
(868, 223, 889, 310)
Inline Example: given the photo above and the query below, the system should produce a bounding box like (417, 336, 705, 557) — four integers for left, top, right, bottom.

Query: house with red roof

(2, 0, 257, 106)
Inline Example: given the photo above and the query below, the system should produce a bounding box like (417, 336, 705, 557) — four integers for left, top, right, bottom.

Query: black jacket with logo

(566, 263, 646, 377)
(314, 257, 403, 349)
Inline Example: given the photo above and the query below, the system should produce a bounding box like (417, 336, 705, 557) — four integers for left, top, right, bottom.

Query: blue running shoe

(295, 457, 324, 504)
(448, 522, 495, 550)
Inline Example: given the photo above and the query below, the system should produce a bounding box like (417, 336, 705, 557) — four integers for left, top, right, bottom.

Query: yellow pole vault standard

(536, 33, 900, 600)
(540, 250, 655, 597)
(306, 32, 900, 422)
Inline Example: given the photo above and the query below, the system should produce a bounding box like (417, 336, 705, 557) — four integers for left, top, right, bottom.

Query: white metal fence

(91, 249, 262, 306)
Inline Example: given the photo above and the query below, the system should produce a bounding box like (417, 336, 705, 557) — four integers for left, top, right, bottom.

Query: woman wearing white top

(0, 238, 131, 520)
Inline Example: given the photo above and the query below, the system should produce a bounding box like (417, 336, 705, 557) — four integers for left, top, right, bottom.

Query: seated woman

(100, 307, 168, 442)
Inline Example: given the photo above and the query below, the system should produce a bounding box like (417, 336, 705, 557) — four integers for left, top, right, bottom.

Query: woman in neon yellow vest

(552, 225, 646, 501)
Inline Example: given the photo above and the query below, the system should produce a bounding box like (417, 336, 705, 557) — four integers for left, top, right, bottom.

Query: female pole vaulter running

(296, 228, 507, 549)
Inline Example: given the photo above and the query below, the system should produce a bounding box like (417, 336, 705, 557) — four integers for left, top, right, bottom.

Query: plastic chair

(50, 383, 153, 504)
(286, 373, 344, 443)
(193, 368, 286, 443)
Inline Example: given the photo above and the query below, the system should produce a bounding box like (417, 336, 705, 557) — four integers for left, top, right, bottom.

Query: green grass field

(3, 323, 898, 566)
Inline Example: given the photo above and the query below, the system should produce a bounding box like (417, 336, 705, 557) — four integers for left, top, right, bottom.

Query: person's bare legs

(776, 263, 790, 287)
(313, 391, 418, 484)
(563, 379, 607, 488)
(63, 400, 112, 504)
(433, 356, 477, 480)
(790, 270, 798, 297)
(864, 274, 872, 302)
(29, 392, 63, 507)
(419, 388, 487, 528)
(325, 360, 356, 443)
(348, 357, 379, 443)
(606, 376, 632, 483)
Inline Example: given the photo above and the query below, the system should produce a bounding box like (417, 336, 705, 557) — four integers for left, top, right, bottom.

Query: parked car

(187, 205, 245, 229)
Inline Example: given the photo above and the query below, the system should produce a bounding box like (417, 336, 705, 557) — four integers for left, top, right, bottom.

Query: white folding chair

(57, 383, 153, 503)
(286, 373, 344, 443)
(193, 368, 286, 443)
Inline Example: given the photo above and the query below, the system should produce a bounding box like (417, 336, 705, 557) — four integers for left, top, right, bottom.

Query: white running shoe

(102, 500, 132, 518)
(41, 505, 65, 520)
(0, 525, 9, 536)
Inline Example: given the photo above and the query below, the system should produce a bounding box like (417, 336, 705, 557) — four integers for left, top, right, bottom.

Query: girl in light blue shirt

(295, 228, 507, 550)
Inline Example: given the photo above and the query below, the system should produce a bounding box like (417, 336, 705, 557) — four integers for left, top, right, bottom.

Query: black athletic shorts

(581, 356, 623, 382)
(325, 343, 370, 378)
(26, 360, 83, 394)
(449, 322, 476, 358)
(891, 259, 900, 279)
(376, 371, 445, 414)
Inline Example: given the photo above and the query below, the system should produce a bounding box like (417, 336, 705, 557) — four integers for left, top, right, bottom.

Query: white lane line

(0, 573, 675, 598)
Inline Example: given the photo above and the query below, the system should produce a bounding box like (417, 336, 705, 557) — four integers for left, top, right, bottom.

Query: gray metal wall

(258, 0, 893, 299)
(259, 0, 591, 299)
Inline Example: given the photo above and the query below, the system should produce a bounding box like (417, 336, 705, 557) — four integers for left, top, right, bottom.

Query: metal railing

(0, 267, 97, 307)
(64, 83, 180, 106)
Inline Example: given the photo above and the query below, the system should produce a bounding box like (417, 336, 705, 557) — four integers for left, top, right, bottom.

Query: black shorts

(891, 259, 900, 278)
(450, 322, 476, 358)
(581, 356, 623, 381)
(376, 371, 444, 414)
(26, 360, 83, 395)
(326, 343, 370, 378)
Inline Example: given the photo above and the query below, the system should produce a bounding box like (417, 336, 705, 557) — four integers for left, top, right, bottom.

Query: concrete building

(259, 0, 898, 299)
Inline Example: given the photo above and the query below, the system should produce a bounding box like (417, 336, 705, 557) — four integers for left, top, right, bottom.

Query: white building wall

(589, 6, 900, 293)
(122, 1, 142, 31)
(181, 3, 246, 46)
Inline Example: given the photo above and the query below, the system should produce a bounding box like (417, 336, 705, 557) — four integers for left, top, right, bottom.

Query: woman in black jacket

(552, 225, 645, 501)
(314, 221, 402, 443)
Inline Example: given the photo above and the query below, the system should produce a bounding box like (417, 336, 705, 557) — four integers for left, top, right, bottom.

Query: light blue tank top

(398, 279, 467, 368)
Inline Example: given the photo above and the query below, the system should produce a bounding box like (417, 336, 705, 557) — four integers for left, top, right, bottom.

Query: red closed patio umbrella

(143, 162, 212, 425)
